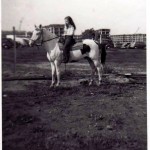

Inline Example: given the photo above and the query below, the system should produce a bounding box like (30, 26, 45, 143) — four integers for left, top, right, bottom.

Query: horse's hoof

(89, 81, 94, 86)
(50, 84, 55, 88)
(56, 83, 60, 87)
(97, 81, 101, 86)
(98, 83, 101, 86)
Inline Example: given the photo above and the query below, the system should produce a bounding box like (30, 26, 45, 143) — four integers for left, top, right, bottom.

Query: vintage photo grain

(2, 0, 146, 149)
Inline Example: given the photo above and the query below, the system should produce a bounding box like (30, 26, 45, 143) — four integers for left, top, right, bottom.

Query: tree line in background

(82, 28, 95, 39)
(81, 28, 114, 47)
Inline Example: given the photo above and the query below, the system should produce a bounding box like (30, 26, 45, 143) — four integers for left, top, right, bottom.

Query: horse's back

(83, 39, 99, 49)
(58, 39, 98, 51)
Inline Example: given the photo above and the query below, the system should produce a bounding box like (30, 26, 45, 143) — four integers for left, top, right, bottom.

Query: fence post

(13, 27, 16, 73)
(65, 63, 67, 72)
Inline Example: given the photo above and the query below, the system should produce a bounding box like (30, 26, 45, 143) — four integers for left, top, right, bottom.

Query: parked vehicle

(2, 37, 24, 49)
(106, 43, 114, 49)
(129, 42, 146, 49)
(6, 35, 30, 47)
(114, 42, 122, 48)
(2, 38, 14, 49)
(121, 42, 130, 49)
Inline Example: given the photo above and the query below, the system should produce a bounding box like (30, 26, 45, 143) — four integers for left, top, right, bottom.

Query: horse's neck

(43, 29, 55, 41)
(42, 29, 59, 53)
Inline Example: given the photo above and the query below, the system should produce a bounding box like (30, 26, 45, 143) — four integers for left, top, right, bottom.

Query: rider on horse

(62, 16, 76, 63)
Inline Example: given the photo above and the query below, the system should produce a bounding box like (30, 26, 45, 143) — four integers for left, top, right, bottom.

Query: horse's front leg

(50, 62, 56, 87)
(54, 60, 61, 87)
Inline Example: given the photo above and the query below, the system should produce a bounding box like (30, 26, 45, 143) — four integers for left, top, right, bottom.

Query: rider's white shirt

(64, 25, 75, 36)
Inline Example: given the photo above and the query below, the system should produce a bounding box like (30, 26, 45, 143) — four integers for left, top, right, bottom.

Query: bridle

(30, 28, 60, 47)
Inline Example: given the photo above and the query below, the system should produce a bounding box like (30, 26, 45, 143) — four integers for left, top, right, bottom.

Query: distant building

(44, 24, 65, 36)
(96, 29, 110, 37)
(95, 29, 112, 44)
(110, 34, 146, 44)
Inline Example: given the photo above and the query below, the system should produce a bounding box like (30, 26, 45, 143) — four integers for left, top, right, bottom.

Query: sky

(1, 0, 146, 35)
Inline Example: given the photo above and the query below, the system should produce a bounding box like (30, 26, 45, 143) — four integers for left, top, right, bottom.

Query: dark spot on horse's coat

(80, 44, 91, 55)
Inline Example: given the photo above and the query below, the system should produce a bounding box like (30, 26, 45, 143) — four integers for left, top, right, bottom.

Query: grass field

(2, 46, 146, 150)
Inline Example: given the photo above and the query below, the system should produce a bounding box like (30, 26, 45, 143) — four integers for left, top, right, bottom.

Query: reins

(41, 36, 60, 43)
(30, 28, 60, 47)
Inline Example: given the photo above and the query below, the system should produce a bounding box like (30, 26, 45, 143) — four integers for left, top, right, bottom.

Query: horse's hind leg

(85, 57, 97, 85)
(93, 60, 102, 86)
(50, 62, 56, 87)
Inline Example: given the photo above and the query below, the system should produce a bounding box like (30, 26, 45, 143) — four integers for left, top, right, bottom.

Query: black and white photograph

(1, 0, 147, 149)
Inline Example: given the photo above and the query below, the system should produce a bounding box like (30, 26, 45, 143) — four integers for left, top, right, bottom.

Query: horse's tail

(100, 44, 106, 64)
(94, 41, 106, 64)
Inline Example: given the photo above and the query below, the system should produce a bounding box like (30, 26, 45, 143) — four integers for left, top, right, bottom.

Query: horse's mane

(43, 28, 57, 37)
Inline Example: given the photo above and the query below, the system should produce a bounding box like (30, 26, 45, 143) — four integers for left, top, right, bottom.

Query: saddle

(58, 42, 83, 51)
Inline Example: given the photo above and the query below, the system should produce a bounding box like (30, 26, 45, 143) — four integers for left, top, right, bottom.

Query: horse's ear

(35, 25, 38, 29)
(39, 24, 42, 29)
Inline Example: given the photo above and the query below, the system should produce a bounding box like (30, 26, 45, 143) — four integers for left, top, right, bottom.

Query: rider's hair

(65, 16, 76, 30)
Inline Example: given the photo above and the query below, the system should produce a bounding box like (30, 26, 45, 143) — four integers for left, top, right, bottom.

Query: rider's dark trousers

(63, 35, 73, 63)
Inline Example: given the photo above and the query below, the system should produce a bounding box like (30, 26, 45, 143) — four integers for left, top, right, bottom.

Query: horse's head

(29, 25, 43, 46)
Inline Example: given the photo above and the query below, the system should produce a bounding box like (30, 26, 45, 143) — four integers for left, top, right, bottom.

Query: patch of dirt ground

(2, 75, 146, 150)
(2, 47, 146, 150)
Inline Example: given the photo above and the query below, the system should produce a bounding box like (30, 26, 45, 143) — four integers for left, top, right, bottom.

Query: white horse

(29, 25, 103, 87)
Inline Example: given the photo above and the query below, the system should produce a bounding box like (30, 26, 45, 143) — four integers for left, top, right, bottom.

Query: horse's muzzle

(29, 40, 34, 47)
